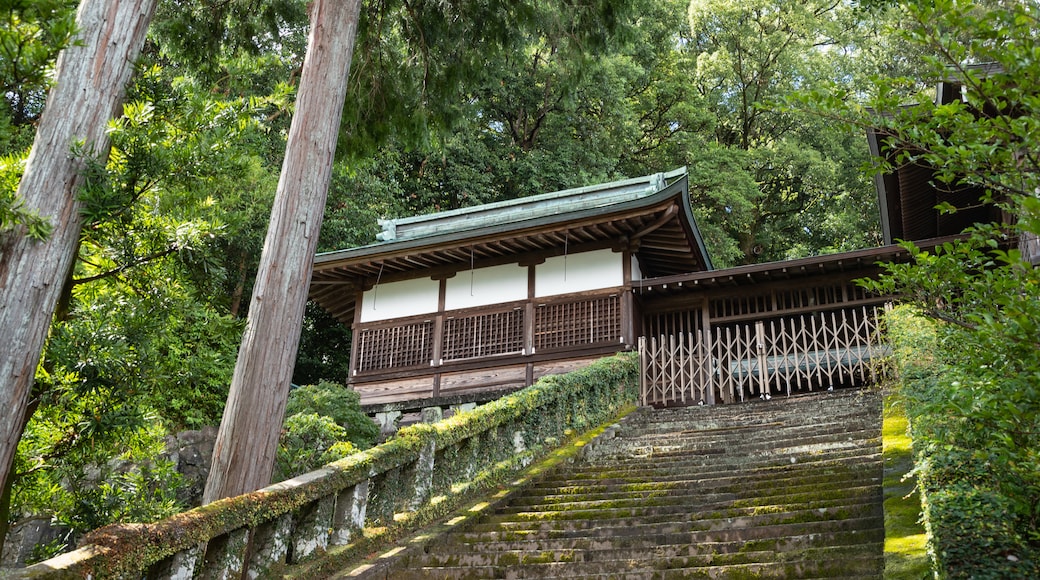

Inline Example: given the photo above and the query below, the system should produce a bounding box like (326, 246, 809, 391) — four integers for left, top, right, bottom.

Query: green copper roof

(371, 168, 686, 244)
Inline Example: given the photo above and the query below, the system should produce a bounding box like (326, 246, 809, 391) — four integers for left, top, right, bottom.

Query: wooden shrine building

(308, 168, 912, 412)
(309, 169, 713, 408)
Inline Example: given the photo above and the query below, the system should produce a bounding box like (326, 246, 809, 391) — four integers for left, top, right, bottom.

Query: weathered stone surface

(378, 388, 884, 579)
(0, 517, 73, 569)
(164, 426, 219, 507)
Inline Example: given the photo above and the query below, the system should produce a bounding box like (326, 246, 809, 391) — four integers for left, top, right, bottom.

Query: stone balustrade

(14, 353, 637, 579)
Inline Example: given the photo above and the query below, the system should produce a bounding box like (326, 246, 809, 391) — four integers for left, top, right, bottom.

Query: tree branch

(72, 245, 179, 287)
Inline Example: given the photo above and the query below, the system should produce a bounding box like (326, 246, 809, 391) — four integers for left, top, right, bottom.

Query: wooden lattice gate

(639, 304, 890, 407)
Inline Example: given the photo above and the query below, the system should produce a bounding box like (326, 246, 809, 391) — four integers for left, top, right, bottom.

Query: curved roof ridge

(371, 168, 686, 243)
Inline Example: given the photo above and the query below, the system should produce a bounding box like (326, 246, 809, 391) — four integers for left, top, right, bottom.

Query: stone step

(578, 441, 881, 467)
(549, 449, 882, 485)
(410, 541, 882, 571)
(431, 526, 884, 557)
(495, 482, 882, 515)
(620, 409, 879, 436)
(395, 546, 883, 579)
(594, 427, 881, 458)
(514, 466, 880, 506)
(466, 505, 883, 540)
(632, 393, 878, 426)
(558, 448, 882, 479)
(470, 496, 882, 540)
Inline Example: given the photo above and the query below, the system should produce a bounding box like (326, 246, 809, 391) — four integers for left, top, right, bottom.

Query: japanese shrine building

(308, 166, 923, 412)
(309, 168, 714, 408)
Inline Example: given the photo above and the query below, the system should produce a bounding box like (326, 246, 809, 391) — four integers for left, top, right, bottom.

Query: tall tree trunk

(202, 0, 362, 504)
(0, 0, 157, 509)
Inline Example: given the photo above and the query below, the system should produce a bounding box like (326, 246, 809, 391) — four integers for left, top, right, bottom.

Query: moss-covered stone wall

(17, 353, 638, 580)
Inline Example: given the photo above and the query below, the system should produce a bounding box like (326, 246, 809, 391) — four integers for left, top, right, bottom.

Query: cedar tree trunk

(0, 0, 157, 508)
(202, 0, 362, 503)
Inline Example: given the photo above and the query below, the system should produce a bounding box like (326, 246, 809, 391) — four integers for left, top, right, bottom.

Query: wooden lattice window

(713, 282, 872, 322)
(355, 320, 434, 373)
(535, 294, 621, 351)
(442, 308, 525, 361)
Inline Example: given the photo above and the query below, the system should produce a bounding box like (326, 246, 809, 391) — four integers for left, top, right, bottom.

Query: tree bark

(203, 0, 362, 504)
(0, 0, 157, 507)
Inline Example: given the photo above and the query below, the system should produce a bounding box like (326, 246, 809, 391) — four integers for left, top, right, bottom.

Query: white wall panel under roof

(631, 255, 643, 281)
(359, 277, 439, 322)
(536, 249, 623, 297)
(445, 263, 527, 310)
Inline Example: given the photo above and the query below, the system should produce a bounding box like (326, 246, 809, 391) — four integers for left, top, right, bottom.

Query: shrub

(275, 413, 358, 481)
(276, 382, 379, 480)
(284, 381, 378, 449)
(884, 305, 1040, 578)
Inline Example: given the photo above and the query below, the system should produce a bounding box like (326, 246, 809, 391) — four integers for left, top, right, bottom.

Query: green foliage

(13, 418, 184, 538)
(0, 0, 76, 239)
(0, 0, 77, 135)
(275, 414, 358, 482)
(292, 302, 354, 386)
(800, 2, 1039, 240)
(884, 303, 1040, 577)
(150, 0, 308, 86)
(807, 3, 1040, 571)
(0, 150, 52, 239)
(276, 382, 378, 481)
(307, 0, 883, 268)
(338, 0, 639, 160)
(284, 382, 379, 449)
(881, 393, 930, 578)
(9, 52, 283, 546)
(685, 0, 884, 265)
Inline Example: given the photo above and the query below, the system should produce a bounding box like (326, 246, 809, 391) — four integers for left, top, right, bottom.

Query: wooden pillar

(524, 264, 536, 357)
(348, 285, 364, 380)
(701, 300, 715, 405)
(431, 278, 446, 395)
(621, 251, 636, 347)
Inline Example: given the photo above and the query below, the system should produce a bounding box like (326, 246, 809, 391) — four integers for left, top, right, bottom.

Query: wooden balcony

(350, 291, 630, 407)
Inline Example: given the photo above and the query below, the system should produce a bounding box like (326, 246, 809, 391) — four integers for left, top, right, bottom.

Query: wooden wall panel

(355, 376, 435, 406)
(532, 356, 601, 381)
(438, 365, 528, 397)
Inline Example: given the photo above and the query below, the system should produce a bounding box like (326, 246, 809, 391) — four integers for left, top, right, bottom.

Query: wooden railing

(16, 355, 638, 580)
(640, 304, 890, 407)
(353, 293, 624, 376)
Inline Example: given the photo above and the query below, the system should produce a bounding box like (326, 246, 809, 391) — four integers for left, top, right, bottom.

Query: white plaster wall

(445, 263, 528, 310)
(631, 254, 643, 281)
(535, 249, 623, 297)
(359, 277, 439, 322)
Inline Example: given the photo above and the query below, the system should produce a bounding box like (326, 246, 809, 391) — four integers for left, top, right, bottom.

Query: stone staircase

(365, 389, 883, 579)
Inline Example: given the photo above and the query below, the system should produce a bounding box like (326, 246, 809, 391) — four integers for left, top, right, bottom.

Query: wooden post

(701, 301, 715, 405)
(348, 286, 363, 380)
(203, 0, 362, 504)
(431, 279, 445, 395)
(638, 336, 647, 406)
(524, 264, 536, 356)
(0, 0, 157, 504)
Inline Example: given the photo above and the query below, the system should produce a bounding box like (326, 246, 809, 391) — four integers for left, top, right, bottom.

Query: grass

(882, 390, 931, 579)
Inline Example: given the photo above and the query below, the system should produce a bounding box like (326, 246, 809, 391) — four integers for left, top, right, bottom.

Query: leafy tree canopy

(803, 0, 1040, 567)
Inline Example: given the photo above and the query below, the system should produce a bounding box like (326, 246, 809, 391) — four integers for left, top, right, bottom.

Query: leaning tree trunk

(203, 0, 362, 503)
(0, 0, 157, 510)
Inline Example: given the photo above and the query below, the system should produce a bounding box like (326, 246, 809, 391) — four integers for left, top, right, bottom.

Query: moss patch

(882, 391, 930, 579)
